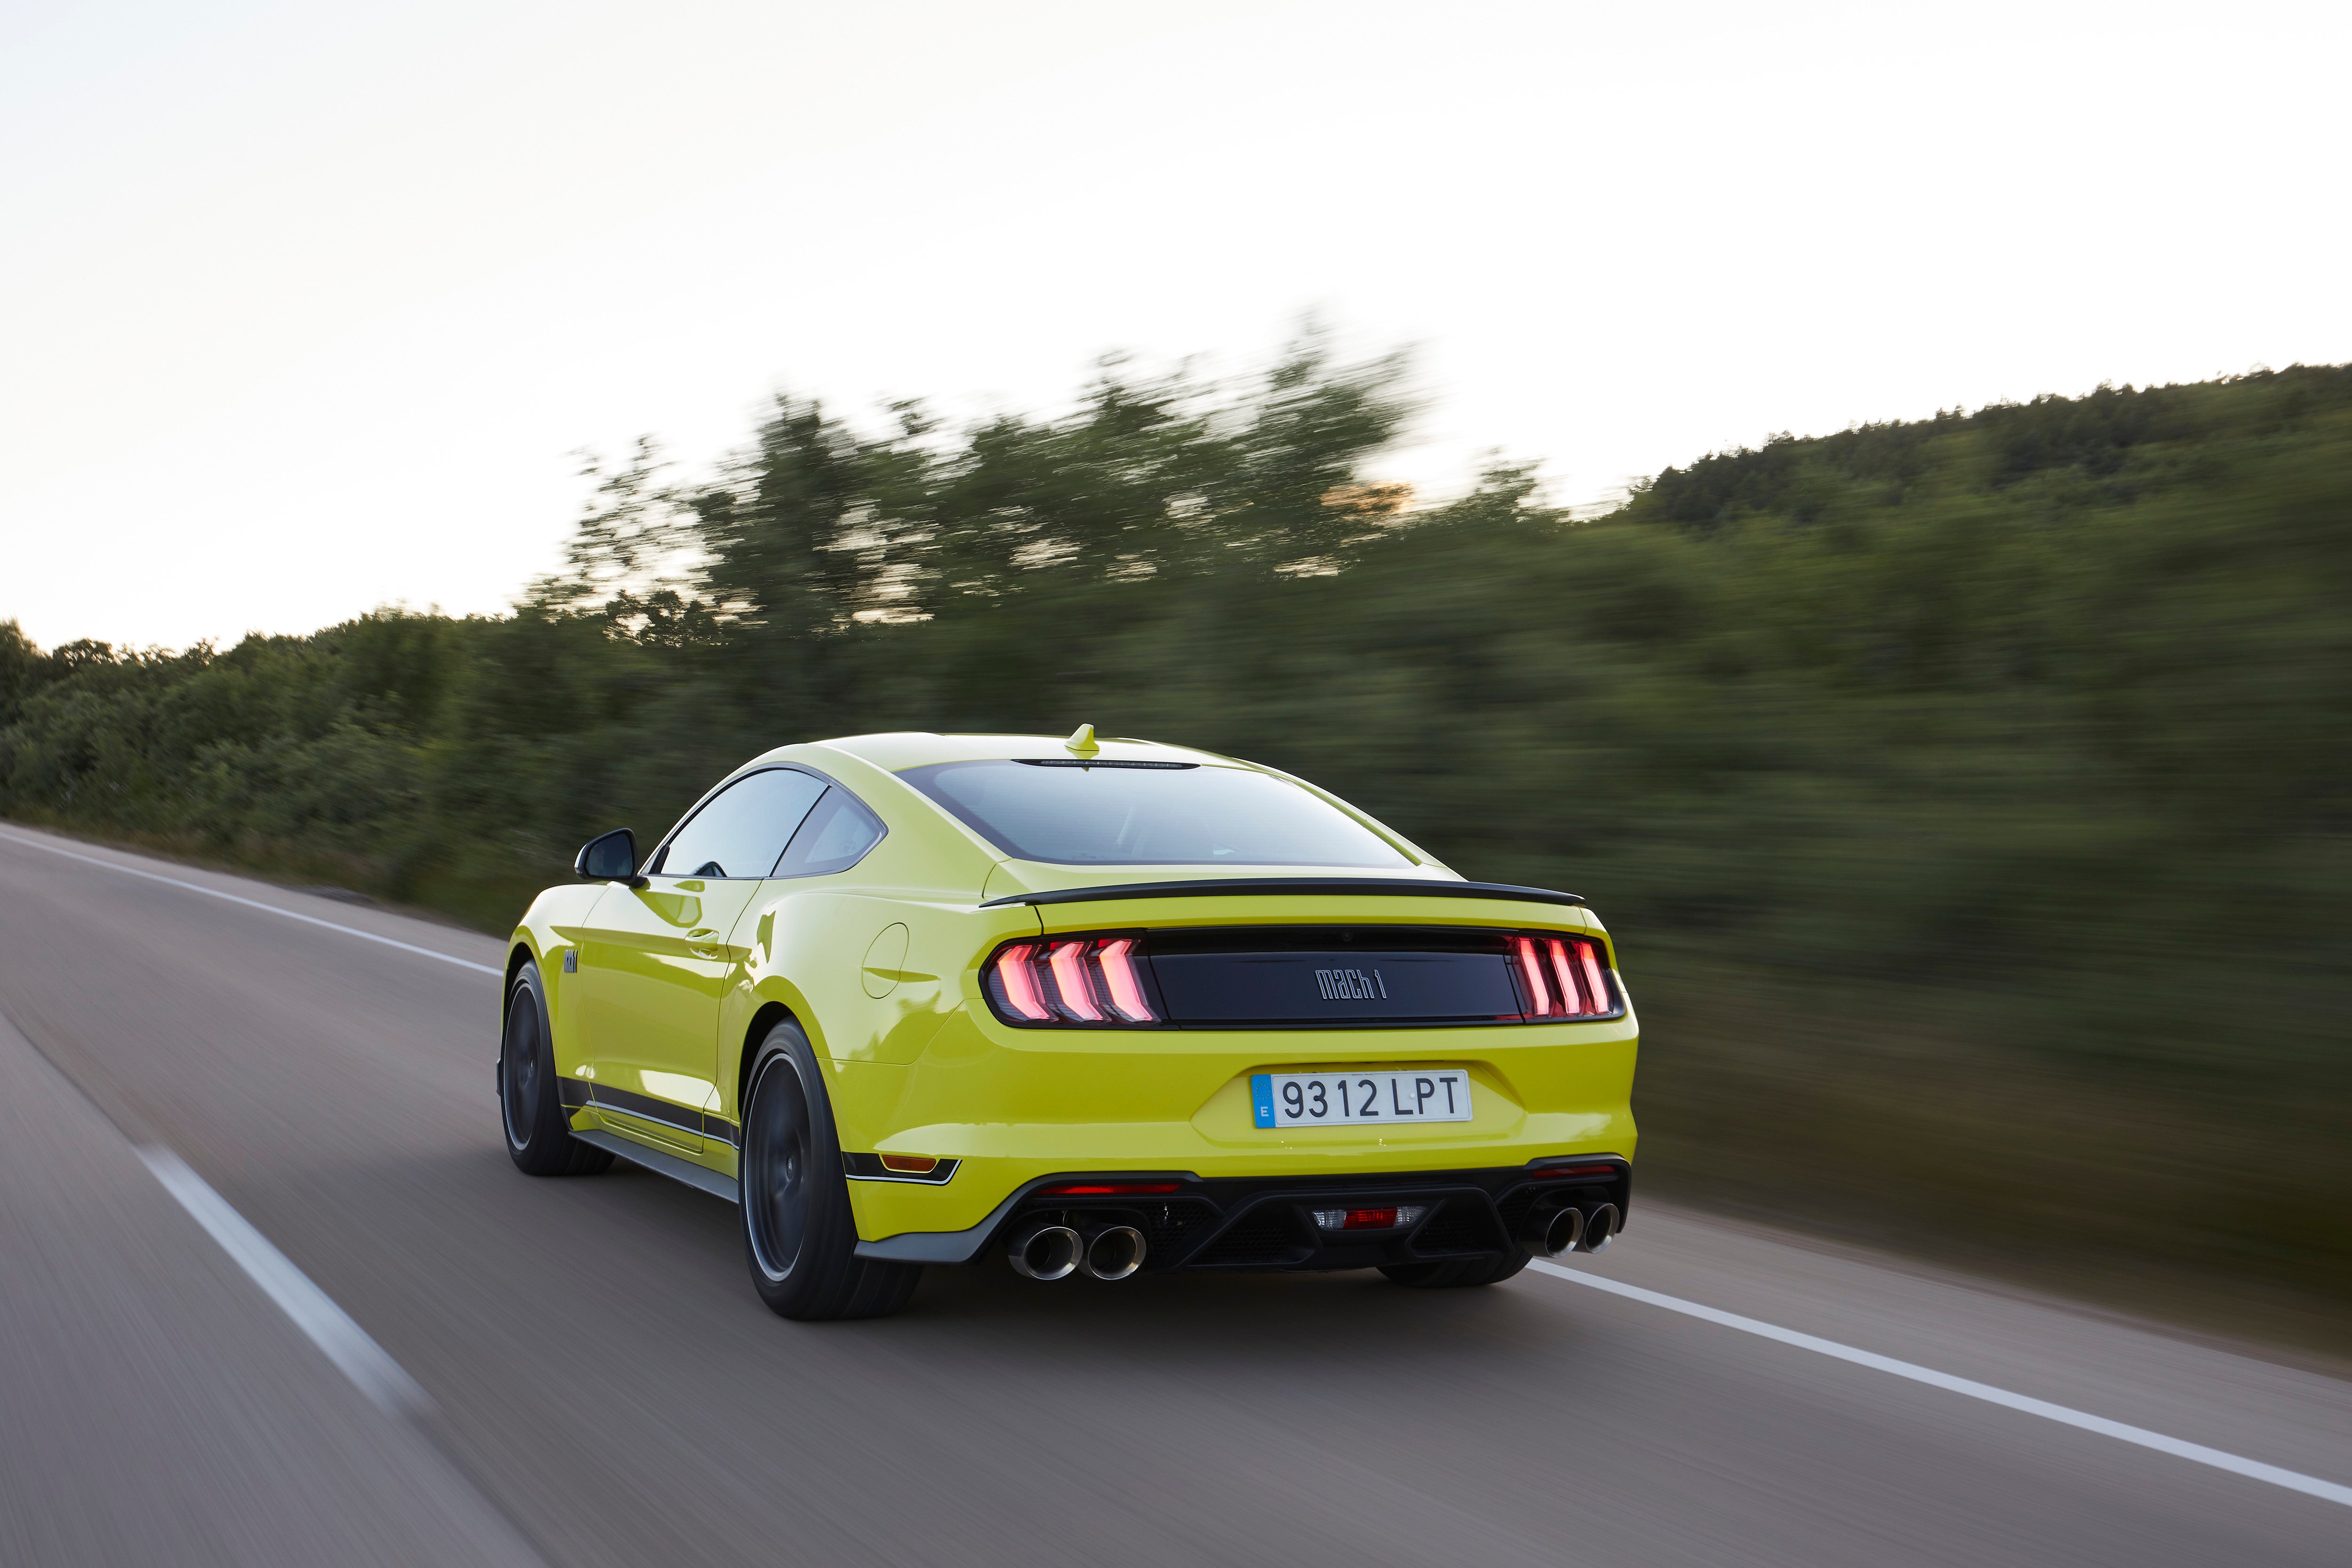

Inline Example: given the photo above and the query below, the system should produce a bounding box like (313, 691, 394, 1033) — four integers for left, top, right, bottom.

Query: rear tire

(1378, 1249, 1531, 1289)
(501, 960, 613, 1177)
(739, 1019, 920, 1321)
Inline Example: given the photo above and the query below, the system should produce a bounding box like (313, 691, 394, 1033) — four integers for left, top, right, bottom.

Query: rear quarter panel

(715, 743, 1041, 1146)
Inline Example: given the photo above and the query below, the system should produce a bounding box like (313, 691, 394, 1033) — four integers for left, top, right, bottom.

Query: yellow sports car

(499, 727, 1637, 1319)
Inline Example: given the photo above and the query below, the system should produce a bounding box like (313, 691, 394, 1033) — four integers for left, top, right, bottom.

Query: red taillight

(1036, 1180, 1184, 1196)
(1095, 938, 1153, 1023)
(1532, 1163, 1619, 1180)
(1546, 939, 1581, 1010)
(1046, 940, 1104, 1022)
(1578, 941, 1610, 1014)
(1344, 1207, 1398, 1230)
(1515, 937, 1614, 1019)
(985, 935, 1163, 1027)
(1513, 937, 1553, 1016)
(992, 943, 1053, 1021)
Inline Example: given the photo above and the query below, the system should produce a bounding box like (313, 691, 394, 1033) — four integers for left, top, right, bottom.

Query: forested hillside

(7, 354, 2349, 1326)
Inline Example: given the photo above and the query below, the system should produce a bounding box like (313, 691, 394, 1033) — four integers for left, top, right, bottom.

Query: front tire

(739, 1019, 920, 1321)
(501, 960, 613, 1177)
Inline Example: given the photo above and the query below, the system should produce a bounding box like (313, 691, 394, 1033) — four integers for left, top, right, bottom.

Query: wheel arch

(502, 939, 539, 1028)
(737, 998, 801, 1123)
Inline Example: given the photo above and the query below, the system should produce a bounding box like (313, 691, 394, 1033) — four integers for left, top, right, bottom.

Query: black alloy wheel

(501, 960, 613, 1177)
(739, 1019, 920, 1321)
(743, 1052, 813, 1281)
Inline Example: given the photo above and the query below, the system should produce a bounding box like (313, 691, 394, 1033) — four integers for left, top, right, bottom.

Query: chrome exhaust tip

(1575, 1203, 1619, 1254)
(1081, 1225, 1147, 1281)
(1006, 1222, 1082, 1281)
(1522, 1204, 1585, 1259)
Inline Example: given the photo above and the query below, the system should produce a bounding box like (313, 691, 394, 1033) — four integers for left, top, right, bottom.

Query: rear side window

(774, 788, 887, 877)
(898, 760, 1411, 868)
(658, 768, 827, 878)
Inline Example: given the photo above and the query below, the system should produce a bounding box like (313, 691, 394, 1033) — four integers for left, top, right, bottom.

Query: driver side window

(656, 769, 827, 879)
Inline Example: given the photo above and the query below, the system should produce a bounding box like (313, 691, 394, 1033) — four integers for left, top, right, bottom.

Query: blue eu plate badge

(1250, 1074, 1277, 1129)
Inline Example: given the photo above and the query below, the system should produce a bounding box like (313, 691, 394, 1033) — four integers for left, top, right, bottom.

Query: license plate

(1250, 1070, 1473, 1129)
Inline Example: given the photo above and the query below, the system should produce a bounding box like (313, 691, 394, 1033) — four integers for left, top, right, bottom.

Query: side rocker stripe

(569, 1079, 739, 1147)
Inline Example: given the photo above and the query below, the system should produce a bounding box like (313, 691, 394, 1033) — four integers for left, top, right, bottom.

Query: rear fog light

(1311, 1205, 1429, 1232)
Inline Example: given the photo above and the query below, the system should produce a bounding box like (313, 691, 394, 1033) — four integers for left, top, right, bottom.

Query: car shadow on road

(586, 1153, 1610, 1372)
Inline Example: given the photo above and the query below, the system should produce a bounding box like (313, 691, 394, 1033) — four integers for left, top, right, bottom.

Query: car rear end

(834, 734, 1639, 1281)
(837, 729, 1646, 1279)
(961, 885, 1636, 1281)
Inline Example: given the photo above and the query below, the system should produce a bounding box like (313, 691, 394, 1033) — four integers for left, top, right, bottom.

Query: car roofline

(722, 733, 1452, 873)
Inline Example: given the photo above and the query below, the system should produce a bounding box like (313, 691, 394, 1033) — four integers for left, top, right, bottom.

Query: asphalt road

(3, 824, 2348, 1568)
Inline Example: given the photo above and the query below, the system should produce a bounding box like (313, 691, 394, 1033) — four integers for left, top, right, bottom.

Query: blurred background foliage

(5, 350, 2348, 1330)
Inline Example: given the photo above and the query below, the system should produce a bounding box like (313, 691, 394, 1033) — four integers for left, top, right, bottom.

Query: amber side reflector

(879, 1154, 941, 1174)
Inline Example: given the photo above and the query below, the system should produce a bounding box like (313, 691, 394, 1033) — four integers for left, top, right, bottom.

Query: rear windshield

(899, 760, 1412, 868)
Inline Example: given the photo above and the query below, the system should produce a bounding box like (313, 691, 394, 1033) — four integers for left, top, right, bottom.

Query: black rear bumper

(985, 1157, 1630, 1273)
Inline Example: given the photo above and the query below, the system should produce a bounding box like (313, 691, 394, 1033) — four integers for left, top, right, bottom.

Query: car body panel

(577, 873, 765, 1151)
(504, 732, 1639, 1255)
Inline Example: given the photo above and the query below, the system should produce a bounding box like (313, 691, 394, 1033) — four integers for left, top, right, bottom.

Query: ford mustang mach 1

(497, 727, 1637, 1319)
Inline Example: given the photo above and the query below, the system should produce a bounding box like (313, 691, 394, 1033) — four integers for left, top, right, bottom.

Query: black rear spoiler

(979, 877, 1584, 909)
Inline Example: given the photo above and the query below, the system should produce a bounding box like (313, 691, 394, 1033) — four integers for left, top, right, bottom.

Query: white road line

(0, 829, 501, 976)
(1531, 1259, 2352, 1510)
(138, 1146, 431, 1417)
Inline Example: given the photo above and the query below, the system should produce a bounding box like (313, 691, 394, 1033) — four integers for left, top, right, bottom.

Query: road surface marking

(138, 1146, 430, 1417)
(1532, 1259, 2352, 1510)
(0, 830, 500, 976)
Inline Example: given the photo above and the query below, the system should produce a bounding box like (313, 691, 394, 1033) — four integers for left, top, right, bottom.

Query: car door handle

(687, 928, 725, 959)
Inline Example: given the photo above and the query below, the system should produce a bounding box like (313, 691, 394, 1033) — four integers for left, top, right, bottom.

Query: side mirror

(575, 828, 644, 886)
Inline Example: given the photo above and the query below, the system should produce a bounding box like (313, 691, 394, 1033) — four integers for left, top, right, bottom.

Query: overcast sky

(3, 0, 2344, 652)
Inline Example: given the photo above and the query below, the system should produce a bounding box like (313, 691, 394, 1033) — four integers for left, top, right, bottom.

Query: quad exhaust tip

(1007, 1222, 1082, 1281)
(1576, 1202, 1619, 1254)
(1523, 1204, 1585, 1258)
(1082, 1225, 1147, 1281)
(1006, 1220, 1148, 1281)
